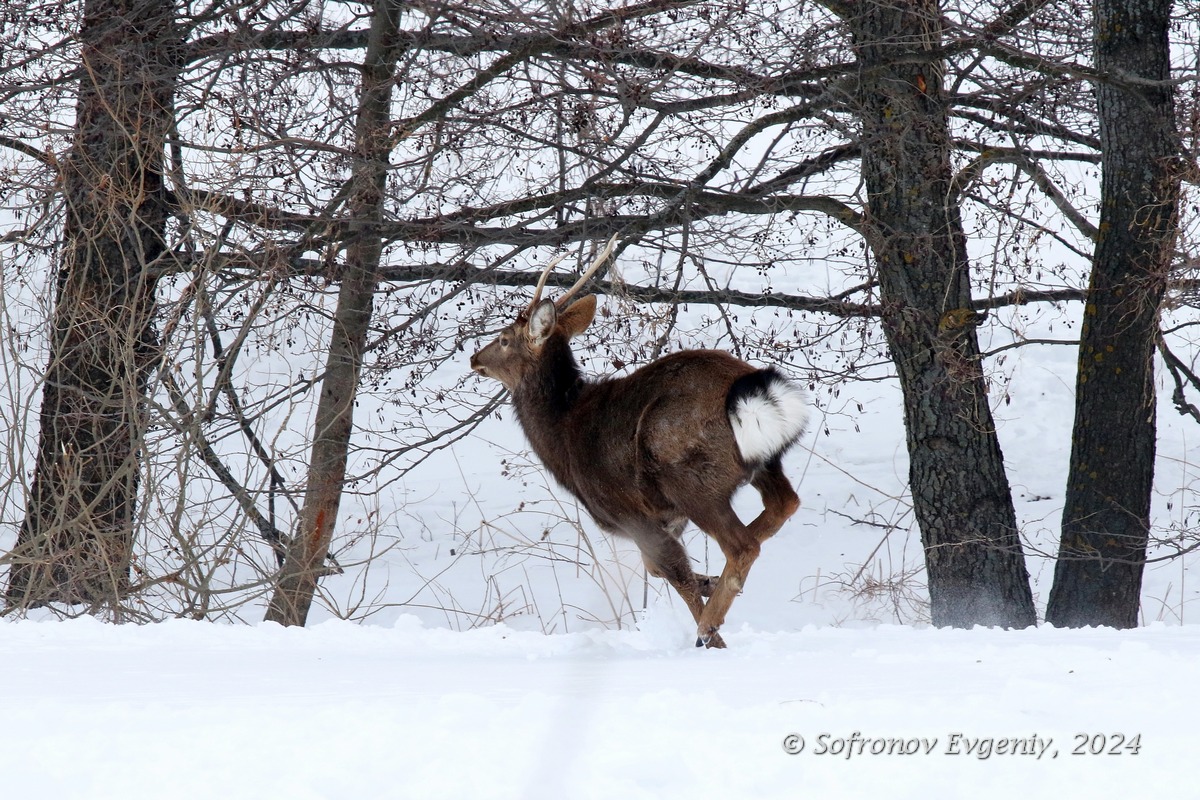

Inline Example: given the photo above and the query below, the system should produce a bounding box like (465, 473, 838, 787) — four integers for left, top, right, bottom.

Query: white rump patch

(728, 376, 810, 465)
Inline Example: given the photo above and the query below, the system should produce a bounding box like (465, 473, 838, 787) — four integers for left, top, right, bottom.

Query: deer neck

(512, 335, 586, 472)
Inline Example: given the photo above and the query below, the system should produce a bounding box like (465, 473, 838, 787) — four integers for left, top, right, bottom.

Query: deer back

(496, 309, 765, 532)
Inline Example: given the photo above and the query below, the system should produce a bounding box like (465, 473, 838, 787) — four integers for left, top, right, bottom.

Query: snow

(0, 616, 1190, 799)
(3, 268, 1198, 798)
(4, 281, 1189, 800)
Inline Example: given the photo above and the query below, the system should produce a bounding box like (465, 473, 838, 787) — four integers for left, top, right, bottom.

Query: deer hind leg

(686, 465, 799, 647)
(686, 465, 800, 646)
(632, 525, 726, 649)
(747, 460, 800, 543)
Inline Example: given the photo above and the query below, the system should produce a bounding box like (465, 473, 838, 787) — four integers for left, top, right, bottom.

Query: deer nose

(469, 354, 485, 374)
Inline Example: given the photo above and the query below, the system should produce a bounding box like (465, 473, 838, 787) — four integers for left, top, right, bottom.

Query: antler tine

(526, 251, 570, 315)
(554, 234, 619, 309)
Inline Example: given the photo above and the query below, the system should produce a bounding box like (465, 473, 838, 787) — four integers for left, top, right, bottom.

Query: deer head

(470, 237, 615, 391)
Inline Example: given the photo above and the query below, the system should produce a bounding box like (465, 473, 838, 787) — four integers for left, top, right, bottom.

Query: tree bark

(6, 0, 180, 609)
(264, 0, 405, 626)
(847, 0, 1036, 627)
(1045, 0, 1179, 628)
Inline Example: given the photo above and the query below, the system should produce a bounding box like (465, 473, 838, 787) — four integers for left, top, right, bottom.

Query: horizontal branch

(174, 183, 864, 246)
(185, 0, 706, 66)
(430, 181, 863, 229)
(378, 261, 882, 317)
(186, 239, 1099, 325)
(374, 263, 1090, 319)
(974, 286, 1085, 309)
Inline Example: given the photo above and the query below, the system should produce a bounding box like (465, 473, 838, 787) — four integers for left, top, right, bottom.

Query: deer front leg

(634, 529, 729, 647)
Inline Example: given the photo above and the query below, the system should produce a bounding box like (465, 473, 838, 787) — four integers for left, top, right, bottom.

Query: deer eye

(499, 335, 510, 348)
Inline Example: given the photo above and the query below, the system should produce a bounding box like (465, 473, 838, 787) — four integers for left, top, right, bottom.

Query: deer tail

(726, 368, 810, 466)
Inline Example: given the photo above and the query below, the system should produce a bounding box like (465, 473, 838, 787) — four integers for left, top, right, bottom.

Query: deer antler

(554, 234, 618, 309)
(526, 251, 569, 315)
(525, 235, 619, 315)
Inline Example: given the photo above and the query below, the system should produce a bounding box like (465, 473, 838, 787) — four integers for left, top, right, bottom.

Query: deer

(470, 238, 809, 648)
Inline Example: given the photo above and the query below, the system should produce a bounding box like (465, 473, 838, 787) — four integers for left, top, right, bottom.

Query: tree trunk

(1045, 0, 1179, 628)
(847, 0, 1036, 627)
(6, 0, 180, 609)
(264, 0, 404, 626)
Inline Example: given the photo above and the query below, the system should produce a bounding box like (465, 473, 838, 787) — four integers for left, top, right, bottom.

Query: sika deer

(470, 240, 809, 647)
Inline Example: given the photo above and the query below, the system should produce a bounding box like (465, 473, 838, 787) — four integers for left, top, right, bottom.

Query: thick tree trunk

(6, 0, 179, 609)
(847, 0, 1036, 627)
(264, 0, 404, 626)
(1045, 0, 1179, 628)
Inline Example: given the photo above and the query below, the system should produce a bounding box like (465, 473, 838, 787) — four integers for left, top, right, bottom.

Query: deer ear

(527, 299, 557, 345)
(559, 295, 597, 339)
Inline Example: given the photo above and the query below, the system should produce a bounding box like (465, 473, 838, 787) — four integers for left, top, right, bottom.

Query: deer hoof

(696, 627, 727, 649)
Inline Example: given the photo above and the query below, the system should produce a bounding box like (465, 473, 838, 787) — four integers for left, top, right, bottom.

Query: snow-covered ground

(5, 331, 1198, 798)
(4, 215, 1199, 798)
(4, 287, 1199, 799)
(1, 616, 1190, 799)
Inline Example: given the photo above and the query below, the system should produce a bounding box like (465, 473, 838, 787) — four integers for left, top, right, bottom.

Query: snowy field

(3, 196, 1198, 798)
(1, 617, 1192, 799)
(4, 323, 1199, 799)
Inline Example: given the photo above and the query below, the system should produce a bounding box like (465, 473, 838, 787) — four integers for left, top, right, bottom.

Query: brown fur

(472, 295, 801, 648)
